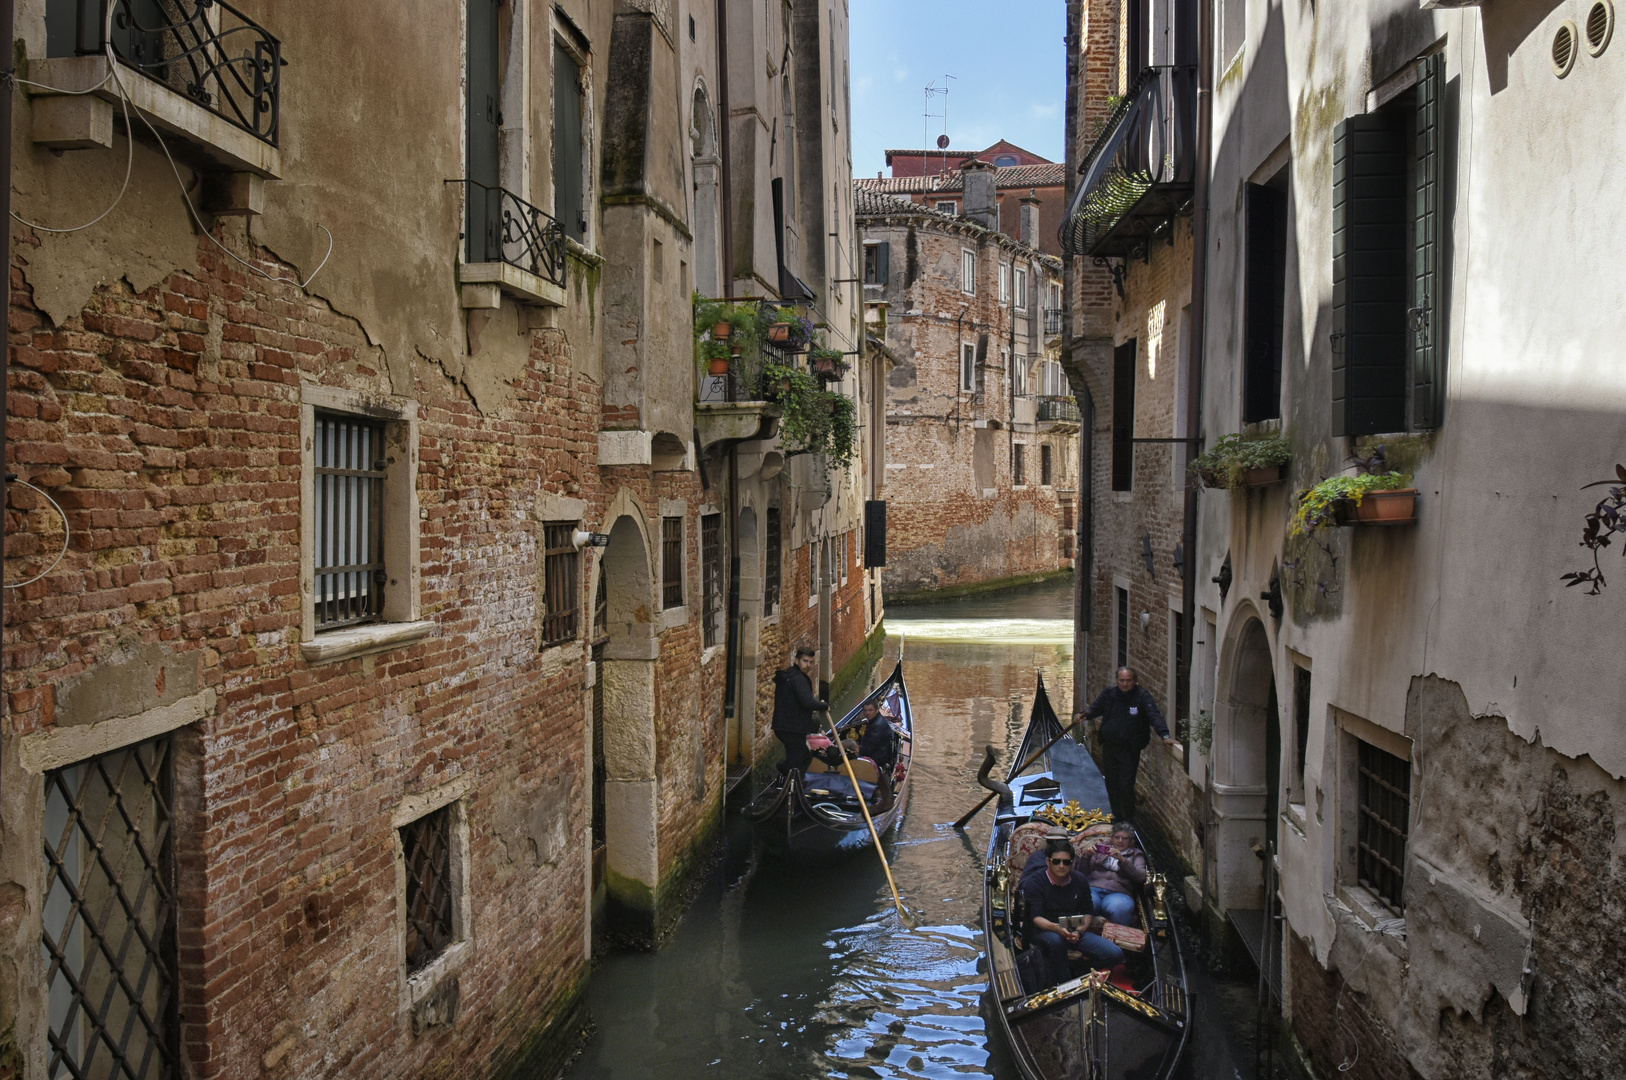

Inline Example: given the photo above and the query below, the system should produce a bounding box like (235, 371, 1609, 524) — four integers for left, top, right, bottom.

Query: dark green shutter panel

(1412, 53, 1445, 429)
(876, 242, 890, 286)
(864, 501, 887, 568)
(554, 45, 586, 241)
(466, 0, 501, 264)
(1111, 339, 1136, 491)
(1332, 114, 1408, 437)
(1243, 183, 1287, 423)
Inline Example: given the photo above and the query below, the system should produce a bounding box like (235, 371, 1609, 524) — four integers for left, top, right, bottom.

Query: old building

(0, 1, 870, 1078)
(858, 169, 1073, 600)
(861, 157, 1070, 257)
(1061, 0, 1626, 1077)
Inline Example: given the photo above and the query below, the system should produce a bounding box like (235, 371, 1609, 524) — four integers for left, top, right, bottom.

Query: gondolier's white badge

(1129, 707, 1139, 715)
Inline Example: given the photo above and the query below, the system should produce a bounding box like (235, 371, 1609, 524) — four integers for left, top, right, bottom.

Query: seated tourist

(1019, 839, 1125, 984)
(856, 700, 898, 772)
(1085, 822, 1148, 926)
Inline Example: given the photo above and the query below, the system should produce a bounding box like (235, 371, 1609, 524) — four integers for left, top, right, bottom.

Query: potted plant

(809, 346, 848, 381)
(702, 339, 732, 376)
(1290, 472, 1416, 537)
(766, 312, 816, 350)
(1189, 432, 1292, 489)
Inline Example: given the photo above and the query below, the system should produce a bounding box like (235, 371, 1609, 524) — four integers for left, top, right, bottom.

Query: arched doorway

(596, 511, 660, 945)
(1210, 614, 1281, 959)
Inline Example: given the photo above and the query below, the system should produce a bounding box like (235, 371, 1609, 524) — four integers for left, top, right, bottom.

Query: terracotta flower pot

(1242, 465, 1283, 487)
(767, 322, 792, 344)
(712, 321, 732, 339)
(708, 357, 731, 375)
(1350, 488, 1418, 524)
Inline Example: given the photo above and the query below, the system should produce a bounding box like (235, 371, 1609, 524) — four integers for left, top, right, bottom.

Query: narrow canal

(563, 576, 1280, 1080)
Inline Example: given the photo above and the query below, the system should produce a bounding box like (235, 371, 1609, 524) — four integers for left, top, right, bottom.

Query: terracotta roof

(853, 187, 958, 219)
(884, 140, 1052, 163)
(856, 162, 1067, 195)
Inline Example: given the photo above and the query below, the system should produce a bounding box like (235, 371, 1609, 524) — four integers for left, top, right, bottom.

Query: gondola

(978, 675, 1190, 1080)
(741, 661, 913, 854)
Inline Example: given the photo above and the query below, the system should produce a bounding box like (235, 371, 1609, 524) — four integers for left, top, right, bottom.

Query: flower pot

(767, 322, 793, 344)
(1196, 466, 1224, 489)
(1334, 488, 1418, 526)
(1241, 465, 1284, 487)
(764, 378, 792, 403)
(707, 357, 731, 376)
(712, 321, 732, 339)
(811, 356, 847, 380)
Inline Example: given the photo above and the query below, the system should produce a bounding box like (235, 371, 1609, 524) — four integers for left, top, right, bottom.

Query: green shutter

(554, 44, 586, 241)
(876, 242, 890, 286)
(1332, 114, 1408, 437)
(1412, 53, 1445, 429)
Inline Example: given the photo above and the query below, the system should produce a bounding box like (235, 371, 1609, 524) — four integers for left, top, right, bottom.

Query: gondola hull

(741, 662, 914, 855)
(981, 677, 1190, 1080)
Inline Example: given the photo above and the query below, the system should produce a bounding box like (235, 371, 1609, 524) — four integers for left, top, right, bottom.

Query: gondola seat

(803, 757, 881, 801)
(1006, 821, 1055, 878)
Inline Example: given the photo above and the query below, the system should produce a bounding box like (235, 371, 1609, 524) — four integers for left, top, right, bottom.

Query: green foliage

(1189, 432, 1292, 489)
(1290, 471, 1411, 537)
(1178, 710, 1213, 758)
(765, 361, 856, 476)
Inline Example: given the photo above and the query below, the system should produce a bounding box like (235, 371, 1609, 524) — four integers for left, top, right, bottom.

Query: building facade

(858, 172, 1073, 600)
(0, 1, 872, 1078)
(860, 159, 1069, 258)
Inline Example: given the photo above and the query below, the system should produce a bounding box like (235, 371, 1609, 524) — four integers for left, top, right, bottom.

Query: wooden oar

(951, 716, 1083, 830)
(824, 712, 915, 929)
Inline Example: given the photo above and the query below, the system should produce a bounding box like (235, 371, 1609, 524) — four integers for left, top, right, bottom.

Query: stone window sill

(302, 621, 433, 665)
(659, 605, 690, 631)
(701, 645, 724, 666)
(404, 939, 471, 1009)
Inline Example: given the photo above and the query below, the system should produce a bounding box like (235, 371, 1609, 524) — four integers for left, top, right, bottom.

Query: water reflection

(568, 577, 1208, 1080)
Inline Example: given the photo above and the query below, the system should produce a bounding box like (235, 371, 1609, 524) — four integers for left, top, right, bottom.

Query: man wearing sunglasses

(1020, 839, 1125, 984)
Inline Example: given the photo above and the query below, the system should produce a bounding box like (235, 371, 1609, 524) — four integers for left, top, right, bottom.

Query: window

(809, 539, 820, 600)
(999, 262, 1011, 303)
(662, 516, 684, 609)
(554, 41, 587, 241)
(314, 413, 386, 629)
(1013, 444, 1026, 485)
(1112, 339, 1137, 491)
(764, 507, 782, 613)
(1331, 54, 1445, 436)
(467, 0, 502, 262)
(1222, 0, 1246, 61)
(701, 513, 723, 648)
(961, 249, 977, 294)
(863, 242, 889, 285)
(993, 153, 1019, 167)
(1015, 266, 1029, 311)
(837, 533, 848, 585)
(936, 199, 957, 214)
(401, 804, 456, 971)
(1244, 178, 1288, 422)
(541, 522, 580, 647)
(1115, 587, 1130, 671)
(958, 342, 976, 393)
(1013, 354, 1028, 397)
(1040, 444, 1053, 486)
(1356, 739, 1411, 914)
(1292, 664, 1312, 802)
(44, 735, 178, 1080)
(1059, 496, 1075, 559)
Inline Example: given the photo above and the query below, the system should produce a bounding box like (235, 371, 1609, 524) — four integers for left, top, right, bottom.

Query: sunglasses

(1048, 857, 1073, 866)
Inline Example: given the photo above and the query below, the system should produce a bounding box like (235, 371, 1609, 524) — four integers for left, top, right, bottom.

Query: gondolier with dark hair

(772, 646, 828, 774)
(1075, 667, 1174, 821)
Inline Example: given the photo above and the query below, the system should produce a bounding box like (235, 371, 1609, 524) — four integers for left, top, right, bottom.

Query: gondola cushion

(1007, 822, 1055, 877)
(804, 773, 876, 800)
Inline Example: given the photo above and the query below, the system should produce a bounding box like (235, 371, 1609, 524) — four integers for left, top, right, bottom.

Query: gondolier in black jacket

(1075, 667, 1174, 821)
(773, 646, 828, 774)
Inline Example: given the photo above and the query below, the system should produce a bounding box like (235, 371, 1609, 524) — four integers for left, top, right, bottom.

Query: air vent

(1552, 20, 1579, 77)
(1586, 1, 1615, 55)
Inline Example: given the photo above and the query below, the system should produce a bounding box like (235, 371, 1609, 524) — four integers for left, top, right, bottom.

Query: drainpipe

(1, 0, 10, 799)
(1063, 0, 1090, 717)
(716, 0, 733, 291)
(716, 0, 741, 764)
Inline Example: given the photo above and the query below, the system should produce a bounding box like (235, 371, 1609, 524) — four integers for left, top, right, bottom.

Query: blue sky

(849, 0, 1067, 178)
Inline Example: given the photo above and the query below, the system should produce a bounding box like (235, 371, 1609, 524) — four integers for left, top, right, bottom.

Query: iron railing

(1061, 65, 1197, 258)
(458, 179, 568, 288)
(64, 0, 284, 145)
(43, 734, 179, 1080)
(1043, 307, 1064, 335)
(1037, 395, 1081, 423)
(313, 413, 386, 631)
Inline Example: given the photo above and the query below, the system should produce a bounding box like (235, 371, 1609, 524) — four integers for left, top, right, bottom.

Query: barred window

(43, 735, 179, 1080)
(1041, 444, 1053, 486)
(661, 516, 684, 609)
(1116, 586, 1130, 671)
(1357, 740, 1411, 915)
(401, 805, 455, 972)
(541, 522, 579, 647)
(314, 413, 386, 629)
(1013, 444, 1025, 485)
(764, 507, 782, 614)
(701, 513, 723, 648)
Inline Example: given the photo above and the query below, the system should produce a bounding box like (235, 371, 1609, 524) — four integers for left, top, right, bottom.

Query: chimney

(959, 158, 998, 230)
(1020, 189, 1041, 248)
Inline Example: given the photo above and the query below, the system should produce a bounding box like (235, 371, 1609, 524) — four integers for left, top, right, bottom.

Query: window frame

(661, 515, 685, 610)
(1111, 339, 1137, 491)
(300, 385, 428, 665)
(999, 262, 1011, 304)
(1040, 443, 1053, 486)
(960, 342, 977, 393)
(1013, 443, 1026, 486)
(1334, 711, 1413, 922)
(540, 521, 581, 648)
(392, 779, 473, 1010)
(935, 199, 957, 214)
(961, 248, 977, 295)
(1015, 266, 1029, 312)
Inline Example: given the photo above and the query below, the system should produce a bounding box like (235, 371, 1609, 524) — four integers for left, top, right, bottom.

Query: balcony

(1036, 395, 1081, 424)
(1060, 65, 1197, 259)
(1043, 307, 1064, 335)
(456, 180, 567, 307)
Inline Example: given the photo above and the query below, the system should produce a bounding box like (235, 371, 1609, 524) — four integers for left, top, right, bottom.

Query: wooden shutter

(1112, 339, 1137, 491)
(1412, 53, 1445, 429)
(554, 44, 586, 241)
(875, 242, 890, 286)
(1332, 115, 1408, 437)
(1243, 183, 1287, 423)
(864, 500, 887, 568)
(466, 0, 501, 263)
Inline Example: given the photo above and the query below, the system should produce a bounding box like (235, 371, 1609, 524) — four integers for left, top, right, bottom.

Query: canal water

(564, 576, 1275, 1080)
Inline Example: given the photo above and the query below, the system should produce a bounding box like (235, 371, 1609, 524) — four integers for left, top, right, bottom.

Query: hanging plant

(765, 312, 816, 350)
(765, 362, 856, 476)
(1189, 432, 1292, 489)
(1290, 472, 1412, 537)
(808, 346, 848, 381)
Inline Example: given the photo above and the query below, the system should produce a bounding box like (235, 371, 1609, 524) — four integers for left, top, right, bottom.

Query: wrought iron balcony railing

(61, 0, 283, 145)
(1061, 65, 1197, 259)
(1037, 395, 1081, 423)
(460, 179, 568, 288)
(1043, 307, 1064, 335)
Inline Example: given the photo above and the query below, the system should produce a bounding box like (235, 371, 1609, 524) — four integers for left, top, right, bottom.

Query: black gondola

(979, 675, 1190, 1080)
(741, 661, 913, 854)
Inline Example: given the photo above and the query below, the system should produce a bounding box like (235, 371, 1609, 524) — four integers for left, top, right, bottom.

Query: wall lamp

(573, 530, 611, 550)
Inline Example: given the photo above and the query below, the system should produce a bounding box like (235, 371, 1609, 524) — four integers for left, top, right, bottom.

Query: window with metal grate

(764, 507, 782, 613)
(662, 516, 684, 609)
(314, 413, 386, 629)
(541, 522, 580, 647)
(1041, 444, 1053, 486)
(1356, 739, 1411, 915)
(1115, 587, 1130, 671)
(43, 735, 179, 1080)
(1013, 444, 1025, 486)
(401, 805, 455, 972)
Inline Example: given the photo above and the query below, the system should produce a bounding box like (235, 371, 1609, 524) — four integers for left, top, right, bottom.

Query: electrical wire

(4, 477, 71, 589)
(8, 49, 136, 234)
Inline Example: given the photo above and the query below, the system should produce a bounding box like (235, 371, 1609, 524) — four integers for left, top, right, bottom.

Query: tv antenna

(923, 75, 956, 183)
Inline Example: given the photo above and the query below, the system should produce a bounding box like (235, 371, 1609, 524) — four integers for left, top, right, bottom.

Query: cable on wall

(3, 476, 70, 589)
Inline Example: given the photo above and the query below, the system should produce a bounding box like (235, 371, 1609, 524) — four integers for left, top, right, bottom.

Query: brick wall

(1287, 931, 1420, 1080)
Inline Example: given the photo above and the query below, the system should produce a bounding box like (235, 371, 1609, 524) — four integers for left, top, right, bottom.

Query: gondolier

(1076, 667, 1174, 821)
(772, 646, 828, 774)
